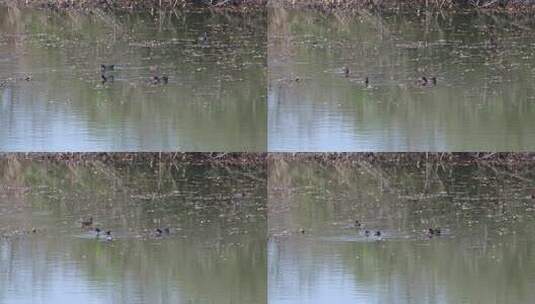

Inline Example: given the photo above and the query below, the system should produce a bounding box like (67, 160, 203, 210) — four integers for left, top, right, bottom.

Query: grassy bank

(269, 0, 535, 11)
(268, 153, 535, 166)
(0, 152, 267, 166)
(9, 0, 267, 10)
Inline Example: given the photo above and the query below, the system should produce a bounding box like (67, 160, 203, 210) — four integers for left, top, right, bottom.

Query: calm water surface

(269, 157, 535, 303)
(269, 8, 535, 151)
(0, 6, 266, 151)
(0, 157, 266, 303)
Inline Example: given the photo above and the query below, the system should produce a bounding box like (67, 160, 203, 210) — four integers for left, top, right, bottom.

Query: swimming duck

(375, 231, 381, 237)
(364, 77, 369, 87)
(299, 228, 305, 234)
(101, 64, 115, 73)
(354, 220, 361, 228)
(105, 230, 113, 241)
(155, 228, 163, 237)
(417, 76, 428, 86)
(101, 74, 114, 84)
(428, 228, 441, 236)
(198, 32, 208, 43)
(81, 216, 93, 228)
(151, 75, 169, 85)
(417, 76, 437, 87)
(164, 227, 170, 235)
(364, 230, 370, 237)
(94, 227, 101, 237)
(342, 67, 350, 77)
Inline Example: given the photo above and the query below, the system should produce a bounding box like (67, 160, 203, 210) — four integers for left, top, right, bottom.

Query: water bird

(164, 227, 170, 235)
(101, 64, 115, 72)
(417, 76, 437, 87)
(342, 66, 350, 77)
(155, 228, 163, 237)
(151, 75, 169, 85)
(198, 32, 208, 43)
(105, 230, 113, 241)
(417, 76, 428, 86)
(354, 220, 361, 228)
(299, 228, 305, 234)
(101, 74, 114, 84)
(364, 77, 369, 87)
(428, 228, 441, 236)
(80, 216, 93, 228)
(364, 230, 370, 237)
(375, 231, 381, 237)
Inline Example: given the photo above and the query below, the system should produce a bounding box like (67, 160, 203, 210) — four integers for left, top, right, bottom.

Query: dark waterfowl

(164, 227, 170, 235)
(151, 75, 168, 85)
(299, 228, 305, 234)
(375, 231, 381, 237)
(428, 228, 441, 236)
(354, 220, 361, 228)
(101, 74, 114, 84)
(364, 77, 369, 87)
(417, 76, 437, 87)
(155, 228, 163, 237)
(364, 230, 370, 237)
(101, 64, 115, 73)
(417, 76, 428, 86)
(105, 230, 113, 241)
(94, 227, 101, 237)
(198, 32, 208, 43)
(343, 66, 350, 77)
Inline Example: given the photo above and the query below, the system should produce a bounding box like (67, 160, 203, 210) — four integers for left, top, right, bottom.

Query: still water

(0, 6, 266, 151)
(269, 8, 535, 151)
(0, 156, 266, 303)
(269, 156, 535, 303)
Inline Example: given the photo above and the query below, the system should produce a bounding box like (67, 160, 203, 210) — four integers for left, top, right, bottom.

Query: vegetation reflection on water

(0, 5, 266, 151)
(0, 156, 266, 304)
(269, 156, 535, 303)
(269, 8, 535, 151)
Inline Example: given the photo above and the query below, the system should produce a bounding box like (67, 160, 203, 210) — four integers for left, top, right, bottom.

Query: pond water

(0, 6, 266, 151)
(0, 156, 266, 304)
(269, 8, 535, 151)
(269, 156, 535, 303)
